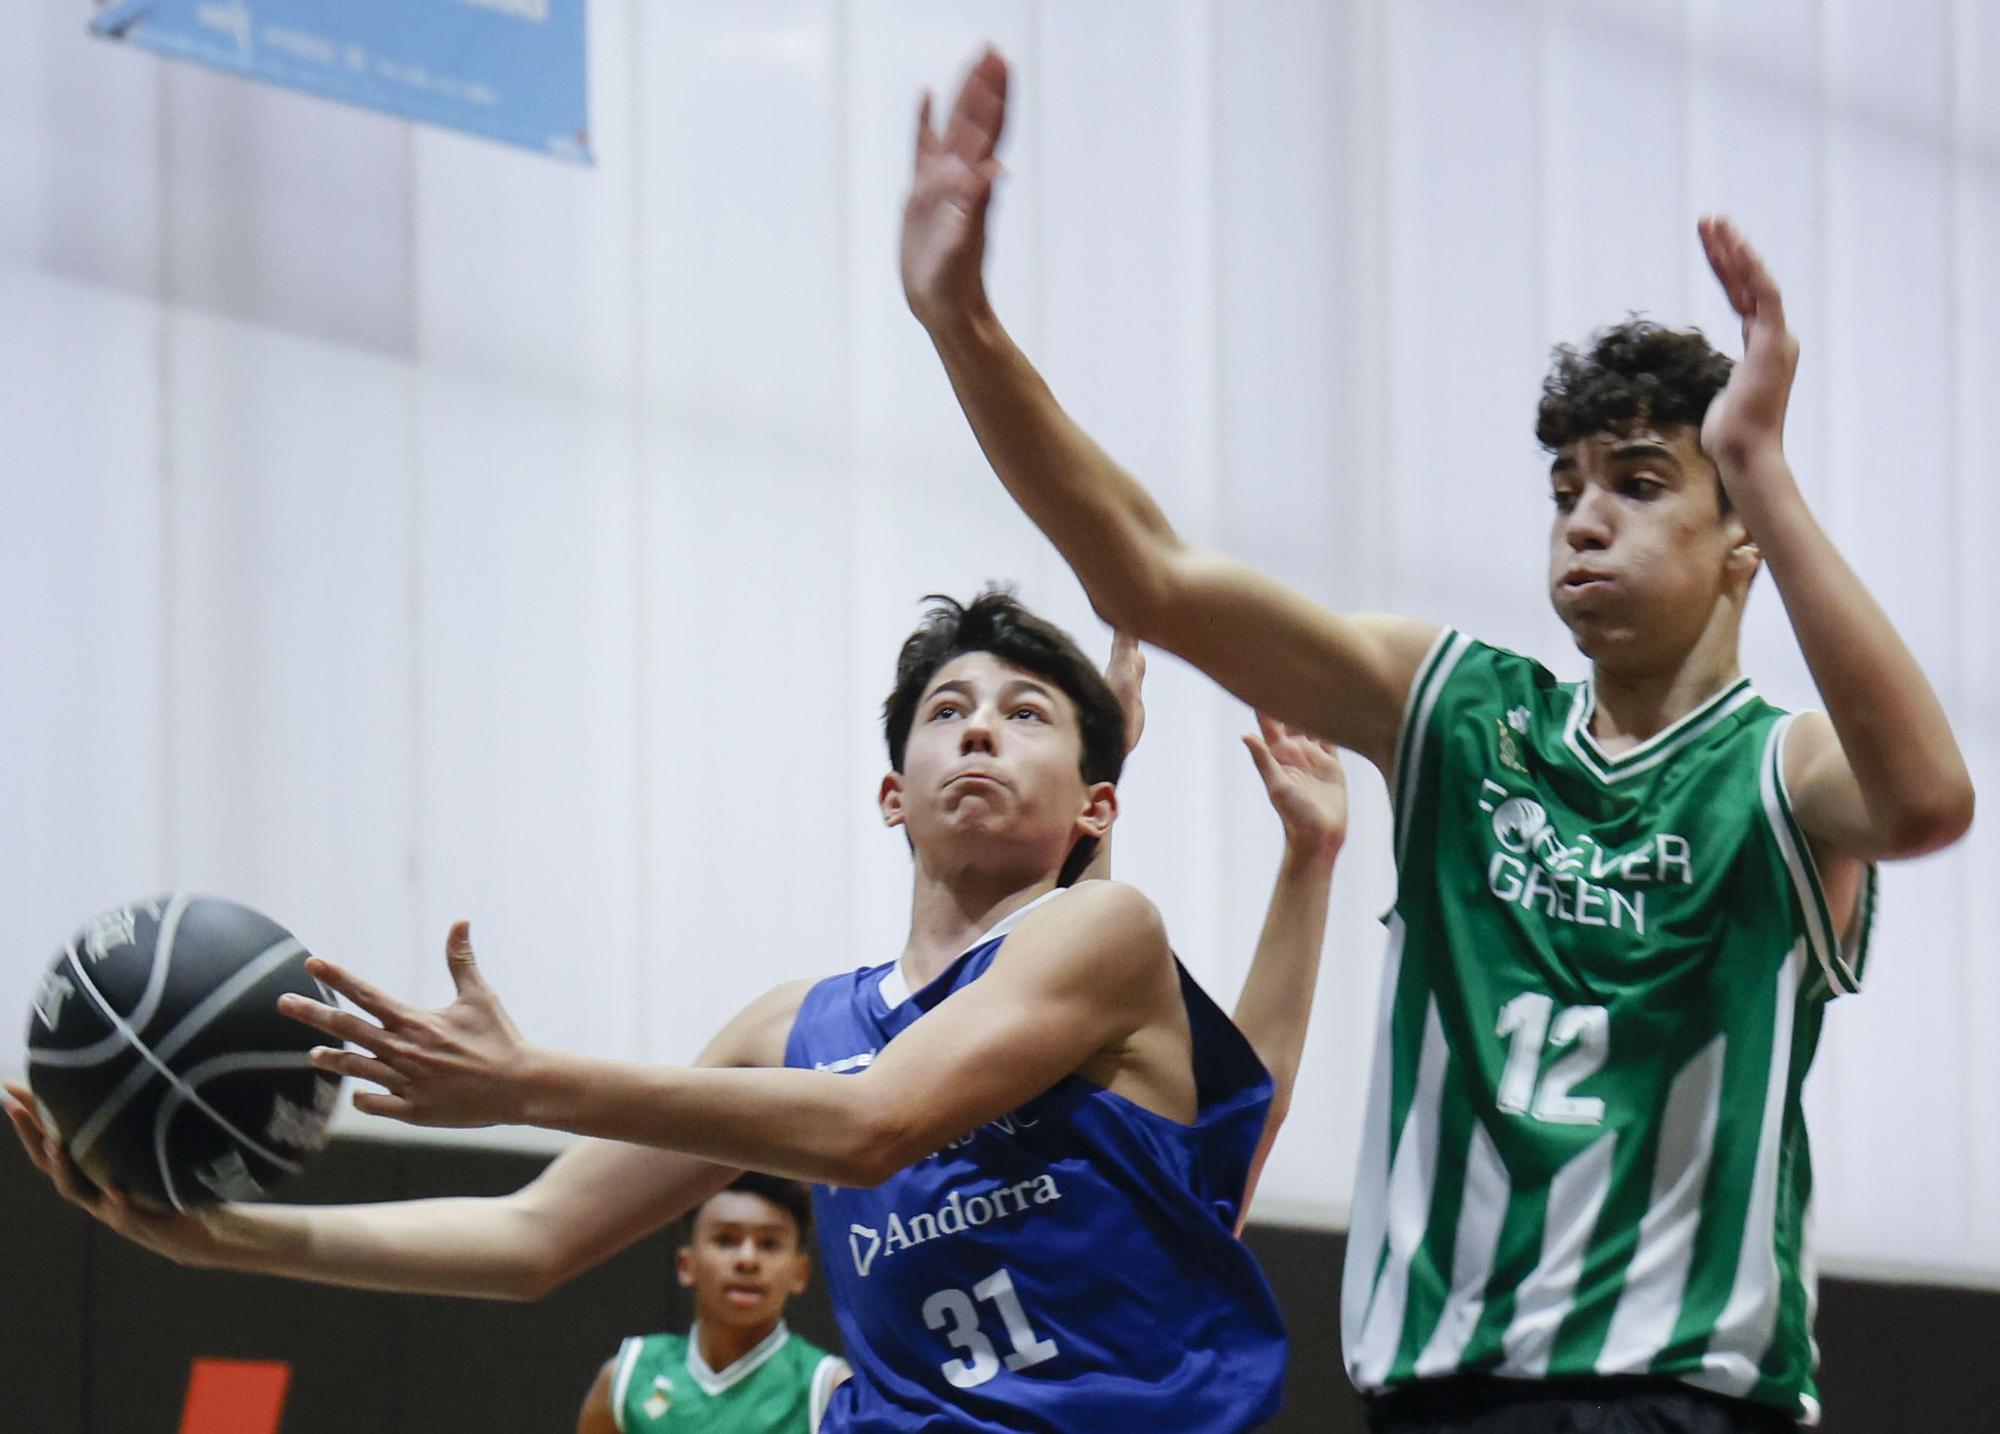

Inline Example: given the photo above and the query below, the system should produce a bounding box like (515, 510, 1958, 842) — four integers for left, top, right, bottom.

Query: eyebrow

(1606, 439, 1683, 470)
(925, 677, 1059, 705)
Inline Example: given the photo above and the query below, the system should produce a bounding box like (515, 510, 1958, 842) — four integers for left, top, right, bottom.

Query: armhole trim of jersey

(1761, 715, 1867, 998)
(609, 1337, 644, 1433)
(1392, 629, 1474, 868)
(809, 1355, 848, 1433)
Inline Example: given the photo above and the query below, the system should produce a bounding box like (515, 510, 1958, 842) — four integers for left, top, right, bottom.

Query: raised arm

(1696, 217, 1974, 861)
(1, 975, 808, 1300)
(1230, 717, 1347, 1222)
(901, 49, 1436, 771)
(288, 885, 1184, 1189)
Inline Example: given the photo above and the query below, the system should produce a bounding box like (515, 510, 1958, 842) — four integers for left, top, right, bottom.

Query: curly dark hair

(882, 588, 1125, 887)
(1536, 317, 1735, 498)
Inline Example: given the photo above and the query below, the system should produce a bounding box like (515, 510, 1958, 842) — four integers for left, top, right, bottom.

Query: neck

(696, 1316, 781, 1375)
(1588, 618, 1743, 754)
(899, 865, 1060, 990)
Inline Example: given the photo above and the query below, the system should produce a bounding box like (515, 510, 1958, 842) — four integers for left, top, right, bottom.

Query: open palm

(902, 48, 1009, 322)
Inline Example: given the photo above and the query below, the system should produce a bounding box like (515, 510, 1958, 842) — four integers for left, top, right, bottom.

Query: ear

(676, 1246, 696, 1289)
(879, 771, 907, 829)
(1074, 781, 1118, 842)
(787, 1254, 812, 1296)
(1722, 511, 1762, 586)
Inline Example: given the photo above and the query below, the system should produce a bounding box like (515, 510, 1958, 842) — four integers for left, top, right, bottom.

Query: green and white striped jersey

(1342, 631, 1875, 1427)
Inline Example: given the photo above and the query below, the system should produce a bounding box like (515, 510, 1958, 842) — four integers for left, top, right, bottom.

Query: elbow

(1080, 538, 1184, 643)
(1881, 781, 1975, 859)
(833, 1097, 925, 1189)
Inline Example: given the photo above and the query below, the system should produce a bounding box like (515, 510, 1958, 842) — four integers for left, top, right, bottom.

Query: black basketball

(24, 895, 342, 1211)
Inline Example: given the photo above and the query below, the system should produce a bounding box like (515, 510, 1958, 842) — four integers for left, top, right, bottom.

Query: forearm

(1734, 458, 1973, 846)
(1232, 842, 1338, 1107)
(923, 303, 1184, 634)
(520, 1054, 895, 1187)
(191, 1193, 554, 1300)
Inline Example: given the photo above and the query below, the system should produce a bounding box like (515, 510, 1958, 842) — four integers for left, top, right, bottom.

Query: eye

(1551, 489, 1577, 512)
(1010, 705, 1047, 723)
(928, 701, 961, 721)
(1621, 476, 1663, 499)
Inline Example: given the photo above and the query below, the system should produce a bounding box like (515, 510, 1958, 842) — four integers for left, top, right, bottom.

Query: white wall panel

(0, 273, 163, 1079)
(164, 312, 418, 1006)
(412, 374, 642, 1058)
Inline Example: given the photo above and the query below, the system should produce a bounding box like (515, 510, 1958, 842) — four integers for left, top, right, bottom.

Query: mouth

(945, 771, 1007, 793)
(1559, 569, 1614, 595)
(723, 1284, 768, 1305)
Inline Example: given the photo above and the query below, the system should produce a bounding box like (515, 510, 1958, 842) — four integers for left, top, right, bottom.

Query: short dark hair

(1536, 317, 1735, 503)
(882, 588, 1125, 887)
(697, 1172, 813, 1244)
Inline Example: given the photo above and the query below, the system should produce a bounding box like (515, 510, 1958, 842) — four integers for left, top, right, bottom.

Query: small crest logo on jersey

(1496, 716, 1529, 774)
(642, 1374, 671, 1419)
(33, 971, 75, 1029)
(849, 1223, 883, 1278)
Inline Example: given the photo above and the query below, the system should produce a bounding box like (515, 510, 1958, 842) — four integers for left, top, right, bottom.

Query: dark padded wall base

(3, 1138, 1992, 1431)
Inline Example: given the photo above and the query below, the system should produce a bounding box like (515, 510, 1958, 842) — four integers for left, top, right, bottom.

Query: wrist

(1280, 834, 1343, 875)
(918, 291, 1000, 351)
(511, 1044, 567, 1130)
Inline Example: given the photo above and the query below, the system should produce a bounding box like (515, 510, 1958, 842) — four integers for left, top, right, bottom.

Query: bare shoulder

(1012, 882, 1170, 987)
(696, 977, 819, 1069)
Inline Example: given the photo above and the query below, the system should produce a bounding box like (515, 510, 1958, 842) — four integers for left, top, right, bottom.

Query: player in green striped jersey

(575, 1173, 847, 1434)
(903, 50, 1974, 1431)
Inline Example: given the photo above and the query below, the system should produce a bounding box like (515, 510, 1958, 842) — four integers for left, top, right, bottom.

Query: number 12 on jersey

(922, 1267, 1060, 1389)
(1495, 991, 1608, 1125)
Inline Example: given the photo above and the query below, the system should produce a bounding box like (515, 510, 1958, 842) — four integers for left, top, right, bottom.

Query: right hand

(3, 1079, 220, 1266)
(901, 47, 1009, 327)
(1104, 631, 1147, 756)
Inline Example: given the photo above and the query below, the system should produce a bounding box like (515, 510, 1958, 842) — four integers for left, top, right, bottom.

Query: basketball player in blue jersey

(6, 596, 1351, 1433)
(898, 48, 1973, 1434)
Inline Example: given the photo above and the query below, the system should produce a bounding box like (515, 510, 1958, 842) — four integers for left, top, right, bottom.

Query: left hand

(1243, 713, 1348, 863)
(279, 922, 533, 1128)
(1697, 215, 1800, 483)
(1104, 631, 1147, 756)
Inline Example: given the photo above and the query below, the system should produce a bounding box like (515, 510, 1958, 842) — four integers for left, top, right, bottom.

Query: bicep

(1782, 710, 1891, 860)
(1155, 549, 1437, 772)
(855, 885, 1168, 1156)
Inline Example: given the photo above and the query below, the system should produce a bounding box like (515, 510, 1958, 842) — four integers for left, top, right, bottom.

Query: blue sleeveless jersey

(784, 895, 1288, 1432)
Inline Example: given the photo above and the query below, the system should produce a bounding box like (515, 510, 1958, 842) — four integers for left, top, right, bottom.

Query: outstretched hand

(1243, 714, 1348, 862)
(1697, 215, 1800, 479)
(1104, 631, 1147, 755)
(3, 1079, 219, 1262)
(902, 47, 1009, 326)
(280, 922, 534, 1129)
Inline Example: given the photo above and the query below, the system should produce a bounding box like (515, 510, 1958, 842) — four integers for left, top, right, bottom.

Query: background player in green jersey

(576, 1173, 848, 1434)
(902, 48, 1974, 1434)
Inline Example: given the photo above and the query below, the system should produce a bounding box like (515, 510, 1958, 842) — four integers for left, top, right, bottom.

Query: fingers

(914, 90, 937, 160)
(310, 1046, 406, 1093)
(1242, 732, 1284, 790)
(444, 920, 484, 995)
(352, 1089, 420, 1123)
(303, 956, 413, 1028)
(5, 1094, 54, 1177)
(945, 47, 1009, 162)
(279, 994, 391, 1053)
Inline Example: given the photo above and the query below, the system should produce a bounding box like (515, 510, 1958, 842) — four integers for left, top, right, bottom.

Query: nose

(733, 1237, 762, 1268)
(959, 705, 998, 755)
(1563, 487, 1613, 552)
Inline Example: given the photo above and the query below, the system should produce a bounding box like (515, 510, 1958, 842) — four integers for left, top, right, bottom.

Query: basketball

(23, 895, 341, 1211)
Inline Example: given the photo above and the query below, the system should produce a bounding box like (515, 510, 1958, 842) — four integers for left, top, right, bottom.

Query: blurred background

(0, 1, 1995, 1427)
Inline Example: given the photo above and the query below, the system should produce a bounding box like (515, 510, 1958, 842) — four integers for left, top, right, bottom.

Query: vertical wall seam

(627, 0, 652, 1059)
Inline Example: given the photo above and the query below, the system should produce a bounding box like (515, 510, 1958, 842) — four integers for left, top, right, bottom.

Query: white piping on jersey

(1413, 1117, 1510, 1377)
(1393, 631, 1474, 868)
(610, 1335, 645, 1432)
(1341, 915, 1410, 1375)
(685, 1320, 791, 1396)
(1497, 1129, 1619, 1377)
(1349, 997, 1451, 1388)
(808, 1354, 848, 1434)
(878, 887, 1067, 1009)
(1688, 952, 1802, 1403)
(1563, 675, 1758, 784)
(1596, 1033, 1729, 1374)
(1760, 715, 1859, 997)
